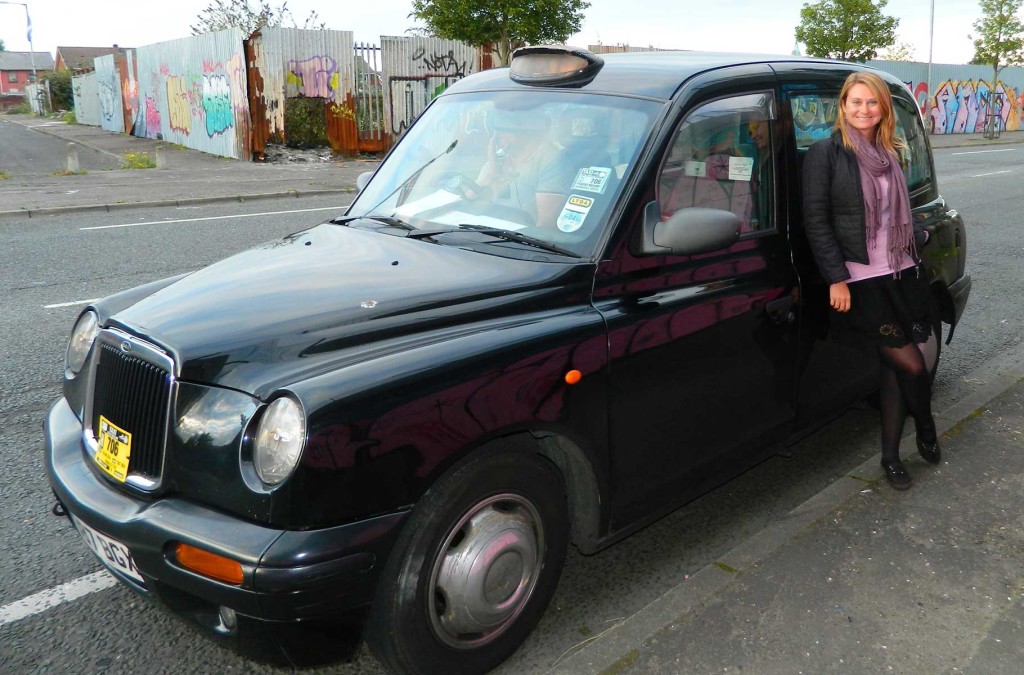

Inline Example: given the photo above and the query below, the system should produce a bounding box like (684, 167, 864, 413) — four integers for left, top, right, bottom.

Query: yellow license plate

(95, 415, 131, 482)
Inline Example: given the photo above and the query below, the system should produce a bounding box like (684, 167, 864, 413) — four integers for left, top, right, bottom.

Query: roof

(445, 51, 873, 101)
(55, 46, 129, 72)
(0, 51, 55, 71)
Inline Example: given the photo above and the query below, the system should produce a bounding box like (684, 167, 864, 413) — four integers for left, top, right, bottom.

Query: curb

(548, 338, 1024, 674)
(0, 188, 355, 222)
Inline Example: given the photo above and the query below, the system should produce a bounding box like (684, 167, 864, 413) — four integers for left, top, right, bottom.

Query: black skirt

(831, 266, 939, 349)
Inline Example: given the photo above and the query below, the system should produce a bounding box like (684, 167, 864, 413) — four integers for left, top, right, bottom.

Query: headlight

(253, 397, 306, 486)
(65, 311, 99, 376)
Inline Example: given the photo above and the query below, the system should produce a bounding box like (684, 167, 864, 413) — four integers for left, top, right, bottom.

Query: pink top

(845, 174, 915, 282)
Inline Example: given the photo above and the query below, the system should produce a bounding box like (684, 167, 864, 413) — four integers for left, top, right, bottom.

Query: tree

(969, 0, 1024, 136)
(191, 0, 325, 36)
(410, 0, 590, 66)
(879, 37, 916, 61)
(0, 39, 6, 52)
(795, 0, 899, 62)
(47, 71, 73, 111)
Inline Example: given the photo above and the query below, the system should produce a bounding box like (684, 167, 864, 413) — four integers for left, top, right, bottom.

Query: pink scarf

(845, 125, 915, 275)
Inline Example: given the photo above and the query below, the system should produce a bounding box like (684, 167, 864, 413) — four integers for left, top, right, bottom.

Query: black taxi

(45, 46, 971, 673)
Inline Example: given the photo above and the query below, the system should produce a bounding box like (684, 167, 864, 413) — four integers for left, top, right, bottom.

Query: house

(0, 50, 55, 111)
(55, 45, 130, 74)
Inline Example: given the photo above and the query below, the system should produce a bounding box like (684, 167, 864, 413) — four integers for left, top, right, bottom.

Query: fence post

(66, 143, 80, 173)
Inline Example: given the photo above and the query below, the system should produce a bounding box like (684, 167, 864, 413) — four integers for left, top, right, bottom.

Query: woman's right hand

(829, 281, 851, 313)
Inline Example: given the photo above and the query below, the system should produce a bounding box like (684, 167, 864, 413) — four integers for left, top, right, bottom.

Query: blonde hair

(833, 71, 904, 155)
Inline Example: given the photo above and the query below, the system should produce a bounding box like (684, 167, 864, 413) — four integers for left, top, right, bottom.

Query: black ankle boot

(917, 436, 941, 465)
(881, 459, 912, 490)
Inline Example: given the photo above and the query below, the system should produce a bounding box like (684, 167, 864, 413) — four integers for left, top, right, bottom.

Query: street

(0, 144, 1021, 674)
(0, 117, 120, 175)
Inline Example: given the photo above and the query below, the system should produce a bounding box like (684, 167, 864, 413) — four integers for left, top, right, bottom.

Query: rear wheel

(366, 449, 569, 674)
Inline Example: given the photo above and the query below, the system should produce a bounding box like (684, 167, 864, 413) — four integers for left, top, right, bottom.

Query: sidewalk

(552, 342, 1024, 674)
(0, 114, 379, 220)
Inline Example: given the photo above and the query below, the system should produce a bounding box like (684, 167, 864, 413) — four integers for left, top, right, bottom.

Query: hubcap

(428, 493, 544, 649)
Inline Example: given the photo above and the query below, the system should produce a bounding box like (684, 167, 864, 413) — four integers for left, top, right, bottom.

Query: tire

(366, 448, 569, 674)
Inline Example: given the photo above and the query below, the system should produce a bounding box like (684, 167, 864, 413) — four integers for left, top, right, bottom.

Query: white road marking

(80, 204, 349, 231)
(0, 571, 117, 627)
(971, 170, 1013, 177)
(44, 298, 100, 309)
(950, 148, 1017, 155)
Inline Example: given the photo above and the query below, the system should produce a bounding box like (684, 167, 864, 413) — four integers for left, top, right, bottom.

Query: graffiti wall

(248, 27, 357, 155)
(869, 60, 1024, 134)
(72, 71, 100, 126)
(134, 29, 250, 159)
(94, 54, 126, 134)
(381, 36, 479, 136)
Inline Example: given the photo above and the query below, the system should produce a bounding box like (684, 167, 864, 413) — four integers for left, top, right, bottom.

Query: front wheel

(366, 448, 569, 674)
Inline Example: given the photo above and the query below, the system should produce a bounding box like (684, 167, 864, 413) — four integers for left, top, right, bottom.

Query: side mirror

(638, 201, 741, 256)
(356, 171, 373, 192)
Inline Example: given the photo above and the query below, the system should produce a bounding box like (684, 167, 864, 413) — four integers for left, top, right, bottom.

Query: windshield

(347, 90, 661, 259)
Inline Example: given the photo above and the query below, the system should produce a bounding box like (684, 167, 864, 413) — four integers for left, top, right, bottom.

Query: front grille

(90, 339, 173, 486)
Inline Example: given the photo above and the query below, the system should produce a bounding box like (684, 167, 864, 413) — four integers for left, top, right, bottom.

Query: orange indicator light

(565, 370, 582, 385)
(174, 543, 244, 585)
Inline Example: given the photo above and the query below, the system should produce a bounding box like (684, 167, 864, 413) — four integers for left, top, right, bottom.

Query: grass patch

(0, 170, 10, 180)
(52, 169, 88, 176)
(121, 151, 157, 169)
(7, 102, 31, 114)
(62, 111, 77, 124)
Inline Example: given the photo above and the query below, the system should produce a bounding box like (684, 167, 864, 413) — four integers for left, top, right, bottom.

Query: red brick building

(0, 50, 55, 110)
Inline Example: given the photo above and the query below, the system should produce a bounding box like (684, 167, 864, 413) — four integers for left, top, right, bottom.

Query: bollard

(66, 143, 80, 173)
(155, 146, 166, 169)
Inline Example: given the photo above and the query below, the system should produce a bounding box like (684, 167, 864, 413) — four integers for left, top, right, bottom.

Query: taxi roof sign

(509, 45, 604, 87)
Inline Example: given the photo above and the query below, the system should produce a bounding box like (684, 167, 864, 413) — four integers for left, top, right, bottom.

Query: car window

(657, 92, 776, 236)
(790, 92, 932, 193)
(348, 91, 660, 259)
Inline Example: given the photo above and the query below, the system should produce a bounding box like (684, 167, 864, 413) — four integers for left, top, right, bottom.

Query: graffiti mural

(927, 79, 1018, 134)
(286, 55, 340, 98)
(166, 75, 192, 135)
(383, 38, 478, 136)
(202, 74, 233, 136)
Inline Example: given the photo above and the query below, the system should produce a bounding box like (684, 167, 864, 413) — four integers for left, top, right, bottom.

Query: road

(0, 117, 121, 176)
(0, 144, 1020, 674)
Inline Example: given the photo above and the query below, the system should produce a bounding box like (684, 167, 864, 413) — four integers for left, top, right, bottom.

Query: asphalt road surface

(0, 117, 121, 176)
(0, 144, 1020, 674)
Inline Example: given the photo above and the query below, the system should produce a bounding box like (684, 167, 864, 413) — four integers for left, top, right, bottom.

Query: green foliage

(0, 39, 5, 52)
(0, 170, 10, 180)
(47, 71, 73, 110)
(7, 102, 31, 114)
(121, 151, 157, 169)
(879, 38, 916, 61)
(970, 0, 1024, 74)
(795, 0, 899, 62)
(191, 0, 325, 35)
(410, 0, 591, 66)
(284, 96, 327, 147)
(62, 111, 77, 124)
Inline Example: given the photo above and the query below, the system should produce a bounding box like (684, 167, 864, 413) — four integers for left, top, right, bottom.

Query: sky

(0, 0, 986, 66)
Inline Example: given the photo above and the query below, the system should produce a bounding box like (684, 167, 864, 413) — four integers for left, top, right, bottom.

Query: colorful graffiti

(287, 56, 340, 99)
(166, 75, 192, 134)
(144, 95, 161, 136)
(905, 78, 1023, 134)
(202, 74, 233, 136)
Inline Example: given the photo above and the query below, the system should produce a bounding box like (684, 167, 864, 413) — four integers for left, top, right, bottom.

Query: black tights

(878, 329, 940, 463)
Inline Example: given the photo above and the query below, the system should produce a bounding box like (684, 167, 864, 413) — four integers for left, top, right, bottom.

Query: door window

(657, 92, 776, 235)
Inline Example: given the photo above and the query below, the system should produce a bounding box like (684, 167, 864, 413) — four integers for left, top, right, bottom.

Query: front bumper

(44, 396, 408, 657)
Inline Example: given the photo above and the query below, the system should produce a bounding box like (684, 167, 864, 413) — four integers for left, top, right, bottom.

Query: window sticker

(728, 156, 754, 181)
(684, 160, 706, 177)
(557, 195, 594, 233)
(572, 167, 612, 194)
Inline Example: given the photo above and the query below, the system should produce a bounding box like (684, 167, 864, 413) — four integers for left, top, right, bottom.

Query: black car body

(45, 47, 971, 673)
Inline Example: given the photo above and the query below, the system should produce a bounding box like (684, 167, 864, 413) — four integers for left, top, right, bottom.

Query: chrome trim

(82, 328, 176, 492)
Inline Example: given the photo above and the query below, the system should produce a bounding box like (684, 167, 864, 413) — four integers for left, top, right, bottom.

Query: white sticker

(684, 160, 706, 177)
(557, 195, 594, 233)
(572, 167, 612, 194)
(728, 156, 755, 181)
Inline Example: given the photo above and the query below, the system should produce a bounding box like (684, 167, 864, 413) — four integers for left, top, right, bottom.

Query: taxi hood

(105, 223, 586, 396)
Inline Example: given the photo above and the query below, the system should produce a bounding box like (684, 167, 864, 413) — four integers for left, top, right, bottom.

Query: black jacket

(801, 133, 924, 284)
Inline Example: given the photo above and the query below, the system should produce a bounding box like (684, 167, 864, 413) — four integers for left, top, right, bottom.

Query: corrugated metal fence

(63, 30, 494, 159)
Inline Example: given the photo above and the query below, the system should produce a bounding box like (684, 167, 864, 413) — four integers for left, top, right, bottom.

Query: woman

(802, 72, 940, 490)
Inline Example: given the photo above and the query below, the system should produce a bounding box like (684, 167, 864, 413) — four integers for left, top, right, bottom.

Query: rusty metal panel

(249, 27, 357, 155)
(869, 60, 1024, 134)
(354, 42, 389, 154)
(381, 36, 479, 137)
(134, 29, 250, 159)
(119, 50, 138, 135)
(94, 55, 125, 133)
(72, 71, 101, 126)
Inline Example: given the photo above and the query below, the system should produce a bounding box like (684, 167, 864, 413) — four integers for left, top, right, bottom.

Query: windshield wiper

(455, 224, 581, 258)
